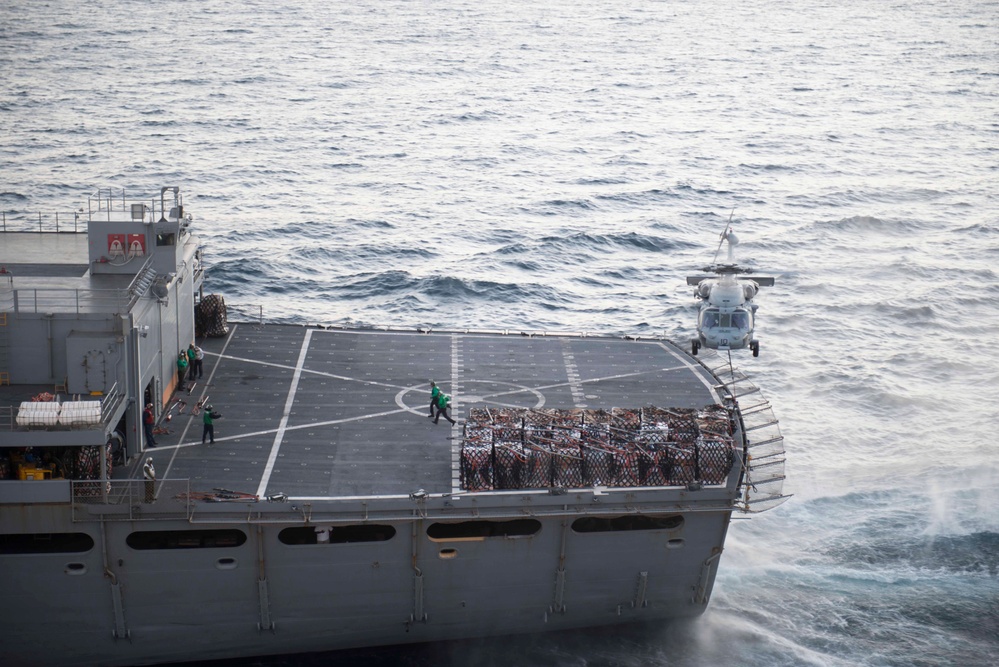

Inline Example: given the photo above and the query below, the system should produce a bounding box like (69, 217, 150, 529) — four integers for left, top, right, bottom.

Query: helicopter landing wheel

(691, 340, 700, 356)
(751, 341, 760, 357)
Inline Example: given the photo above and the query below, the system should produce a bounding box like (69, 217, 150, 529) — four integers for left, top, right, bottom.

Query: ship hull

(2, 500, 730, 667)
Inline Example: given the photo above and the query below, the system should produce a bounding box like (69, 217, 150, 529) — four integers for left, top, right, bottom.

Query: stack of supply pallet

(460, 405, 736, 491)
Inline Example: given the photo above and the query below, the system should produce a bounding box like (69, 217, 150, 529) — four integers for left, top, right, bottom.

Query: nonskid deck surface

(141, 324, 721, 499)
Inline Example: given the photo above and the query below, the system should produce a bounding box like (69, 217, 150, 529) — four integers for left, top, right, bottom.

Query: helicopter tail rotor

(710, 209, 736, 264)
(725, 229, 739, 263)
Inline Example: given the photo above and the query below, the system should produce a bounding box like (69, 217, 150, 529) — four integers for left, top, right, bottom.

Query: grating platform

(140, 324, 722, 499)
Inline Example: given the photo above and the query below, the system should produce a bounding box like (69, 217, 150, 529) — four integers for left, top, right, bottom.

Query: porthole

(278, 525, 396, 545)
(65, 562, 87, 575)
(571, 515, 684, 533)
(439, 548, 458, 560)
(0, 533, 95, 554)
(216, 557, 238, 570)
(126, 529, 246, 550)
(427, 519, 541, 542)
(667, 539, 685, 549)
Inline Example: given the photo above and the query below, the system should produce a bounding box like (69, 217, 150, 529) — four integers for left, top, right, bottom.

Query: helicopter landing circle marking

(395, 380, 545, 415)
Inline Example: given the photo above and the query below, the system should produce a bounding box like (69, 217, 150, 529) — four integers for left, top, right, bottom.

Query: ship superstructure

(0, 189, 787, 667)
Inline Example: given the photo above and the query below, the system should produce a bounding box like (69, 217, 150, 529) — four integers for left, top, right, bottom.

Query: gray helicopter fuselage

(686, 227, 774, 357)
(694, 274, 758, 351)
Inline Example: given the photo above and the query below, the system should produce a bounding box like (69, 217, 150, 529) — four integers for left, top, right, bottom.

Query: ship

(0, 188, 788, 667)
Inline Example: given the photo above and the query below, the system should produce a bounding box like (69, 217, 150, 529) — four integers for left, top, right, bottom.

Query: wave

(518, 198, 598, 216)
(573, 177, 629, 186)
(737, 162, 796, 172)
(673, 182, 735, 198)
(416, 274, 566, 304)
(495, 231, 684, 256)
(215, 262, 567, 304)
(814, 215, 908, 232)
(954, 222, 999, 237)
(594, 188, 685, 206)
(301, 243, 434, 265)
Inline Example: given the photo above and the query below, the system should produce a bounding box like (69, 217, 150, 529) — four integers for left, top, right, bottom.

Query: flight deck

(141, 324, 724, 500)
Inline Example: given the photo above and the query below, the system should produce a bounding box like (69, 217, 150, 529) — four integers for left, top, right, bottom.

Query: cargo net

(460, 406, 735, 492)
(195, 294, 229, 338)
(72, 441, 113, 498)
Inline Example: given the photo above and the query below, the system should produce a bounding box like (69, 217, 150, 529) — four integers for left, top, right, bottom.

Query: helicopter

(686, 221, 775, 357)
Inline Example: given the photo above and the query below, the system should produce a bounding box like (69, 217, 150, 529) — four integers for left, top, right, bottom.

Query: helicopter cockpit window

(732, 310, 750, 329)
(703, 310, 751, 330)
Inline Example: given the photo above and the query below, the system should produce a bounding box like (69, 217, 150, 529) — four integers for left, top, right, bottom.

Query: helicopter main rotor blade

(686, 275, 775, 286)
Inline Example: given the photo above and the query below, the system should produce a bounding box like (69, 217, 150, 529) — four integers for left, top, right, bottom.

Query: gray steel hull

(2, 501, 730, 667)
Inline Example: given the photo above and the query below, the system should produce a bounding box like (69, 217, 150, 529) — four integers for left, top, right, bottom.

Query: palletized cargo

(459, 404, 740, 490)
(551, 442, 584, 487)
(460, 444, 493, 491)
(492, 443, 525, 489)
(698, 439, 735, 484)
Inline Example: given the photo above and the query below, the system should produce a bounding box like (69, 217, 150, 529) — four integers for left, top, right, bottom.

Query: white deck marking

(208, 352, 407, 390)
(451, 334, 462, 493)
(145, 407, 411, 451)
(464, 364, 691, 403)
(561, 339, 587, 407)
(654, 341, 721, 399)
(256, 328, 313, 497)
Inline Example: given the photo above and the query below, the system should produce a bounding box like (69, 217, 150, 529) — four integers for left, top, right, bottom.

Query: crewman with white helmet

(143, 457, 156, 503)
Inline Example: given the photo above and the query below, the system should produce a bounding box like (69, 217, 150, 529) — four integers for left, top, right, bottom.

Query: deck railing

(1, 187, 185, 233)
(226, 303, 265, 326)
(12, 287, 131, 314)
(6, 256, 156, 316)
(71, 479, 193, 521)
(0, 210, 86, 233)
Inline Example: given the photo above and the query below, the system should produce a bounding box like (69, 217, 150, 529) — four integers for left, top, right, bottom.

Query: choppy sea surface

(3, 0, 998, 665)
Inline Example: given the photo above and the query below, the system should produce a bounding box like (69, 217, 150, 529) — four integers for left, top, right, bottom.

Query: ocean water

(2, 0, 998, 665)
